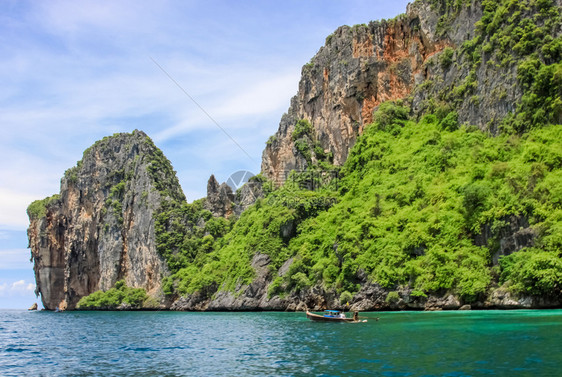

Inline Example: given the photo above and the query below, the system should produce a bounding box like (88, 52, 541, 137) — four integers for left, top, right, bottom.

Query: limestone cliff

(204, 174, 265, 218)
(262, 2, 456, 183)
(204, 175, 234, 218)
(262, 0, 562, 182)
(27, 130, 184, 310)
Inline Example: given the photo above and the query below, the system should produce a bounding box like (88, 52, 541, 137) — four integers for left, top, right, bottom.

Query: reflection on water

(0, 309, 561, 376)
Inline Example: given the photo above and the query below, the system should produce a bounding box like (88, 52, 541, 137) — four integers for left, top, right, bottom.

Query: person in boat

(353, 311, 358, 321)
(324, 310, 340, 318)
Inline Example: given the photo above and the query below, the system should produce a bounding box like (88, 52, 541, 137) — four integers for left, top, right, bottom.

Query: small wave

(5, 347, 28, 353)
(124, 346, 156, 352)
(162, 346, 189, 350)
(360, 359, 383, 364)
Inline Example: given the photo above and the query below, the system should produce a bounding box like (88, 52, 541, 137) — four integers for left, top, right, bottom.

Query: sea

(1, 309, 561, 376)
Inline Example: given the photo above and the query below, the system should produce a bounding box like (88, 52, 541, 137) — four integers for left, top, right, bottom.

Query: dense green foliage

(292, 119, 314, 141)
(500, 249, 562, 295)
(144, 136, 186, 203)
(160, 177, 339, 297)
(479, 0, 562, 131)
(292, 119, 334, 166)
(438, 0, 562, 131)
(77, 280, 155, 310)
(161, 101, 561, 302)
(439, 46, 455, 68)
(286, 103, 561, 300)
(156, 199, 234, 296)
(27, 194, 60, 219)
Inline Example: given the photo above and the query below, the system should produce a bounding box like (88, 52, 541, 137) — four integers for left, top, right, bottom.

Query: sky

(0, 0, 411, 309)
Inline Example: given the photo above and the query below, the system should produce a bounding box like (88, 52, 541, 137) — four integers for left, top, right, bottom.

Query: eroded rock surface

(28, 130, 184, 310)
(261, 3, 456, 184)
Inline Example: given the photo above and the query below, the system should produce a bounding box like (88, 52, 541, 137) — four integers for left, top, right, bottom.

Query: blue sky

(0, 0, 411, 309)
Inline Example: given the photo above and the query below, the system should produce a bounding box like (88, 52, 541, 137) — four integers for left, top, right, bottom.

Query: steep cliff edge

(194, 0, 562, 310)
(27, 130, 185, 310)
(262, 1, 461, 183)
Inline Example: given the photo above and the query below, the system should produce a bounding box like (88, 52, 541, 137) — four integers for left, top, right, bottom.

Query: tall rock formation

(27, 0, 562, 311)
(27, 130, 184, 310)
(204, 174, 265, 218)
(204, 175, 235, 218)
(262, 2, 455, 183)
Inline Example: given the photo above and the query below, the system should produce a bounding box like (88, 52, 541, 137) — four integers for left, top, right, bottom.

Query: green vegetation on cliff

(153, 0, 562, 301)
(433, 0, 562, 131)
(288, 104, 561, 300)
(27, 194, 60, 219)
(160, 101, 562, 302)
(77, 281, 157, 310)
(481, 0, 562, 131)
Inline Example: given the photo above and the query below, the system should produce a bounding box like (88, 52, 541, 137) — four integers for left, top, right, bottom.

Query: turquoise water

(1, 310, 561, 376)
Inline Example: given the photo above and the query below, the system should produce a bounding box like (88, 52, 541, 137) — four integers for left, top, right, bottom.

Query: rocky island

(28, 0, 562, 311)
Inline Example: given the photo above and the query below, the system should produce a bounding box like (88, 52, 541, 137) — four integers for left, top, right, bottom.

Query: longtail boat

(306, 310, 360, 322)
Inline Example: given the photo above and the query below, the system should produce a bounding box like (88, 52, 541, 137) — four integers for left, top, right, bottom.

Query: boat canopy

(325, 310, 341, 313)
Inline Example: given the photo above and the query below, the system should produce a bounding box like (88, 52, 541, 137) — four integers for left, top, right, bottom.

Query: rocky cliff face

(204, 174, 265, 218)
(262, 0, 561, 182)
(171, 257, 561, 312)
(215, 0, 562, 311)
(27, 130, 184, 310)
(204, 175, 235, 218)
(262, 2, 457, 183)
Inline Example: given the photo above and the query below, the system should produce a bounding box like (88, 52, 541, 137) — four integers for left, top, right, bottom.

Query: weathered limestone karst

(27, 0, 562, 312)
(204, 174, 265, 218)
(262, 2, 456, 183)
(262, 0, 555, 183)
(27, 130, 185, 310)
(204, 175, 235, 218)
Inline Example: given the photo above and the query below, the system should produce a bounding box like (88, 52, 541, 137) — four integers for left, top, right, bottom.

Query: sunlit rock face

(261, 3, 453, 183)
(261, 0, 542, 183)
(28, 130, 184, 310)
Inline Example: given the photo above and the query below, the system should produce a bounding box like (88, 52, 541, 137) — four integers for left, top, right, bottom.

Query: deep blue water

(1, 309, 561, 376)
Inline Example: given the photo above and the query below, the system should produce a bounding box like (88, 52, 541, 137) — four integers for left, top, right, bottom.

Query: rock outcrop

(474, 216, 537, 265)
(27, 130, 184, 310)
(169, 267, 561, 311)
(204, 175, 234, 218)
(204, 174, 265, 218)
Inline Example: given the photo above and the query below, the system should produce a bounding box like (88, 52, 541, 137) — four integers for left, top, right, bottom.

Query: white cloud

(150, 65, 298, 143)
(0, 190, 42, 230)
(37, 1, 141, 33)
(0, 279, 35, 297)
(212, 72, 299, 122)
(0, 249, 33, 270)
